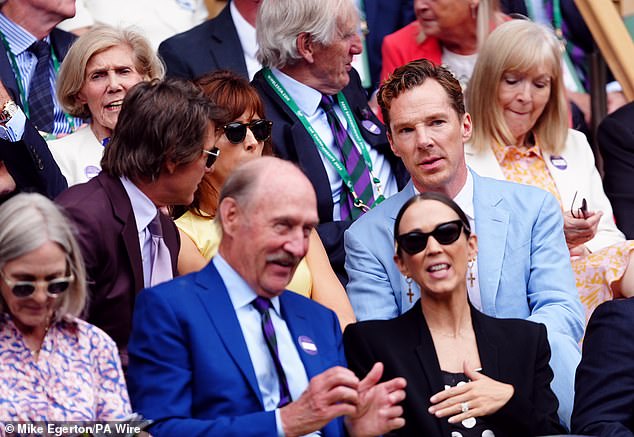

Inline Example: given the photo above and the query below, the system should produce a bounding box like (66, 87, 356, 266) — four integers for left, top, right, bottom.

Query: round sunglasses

(0, 271, 74, 298)
(223, 119, 273, 144)
(396, 220, 466, 255)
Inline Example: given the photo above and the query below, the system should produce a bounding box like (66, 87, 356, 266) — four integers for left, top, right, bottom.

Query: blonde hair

(466, 19, 568, 154)
(0, 193, 87, 321)
(57, 25, 165, 118)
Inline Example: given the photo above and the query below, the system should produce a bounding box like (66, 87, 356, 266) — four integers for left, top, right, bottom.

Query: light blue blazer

(127, 262, 346, 437)
(345, 170, 584, 427)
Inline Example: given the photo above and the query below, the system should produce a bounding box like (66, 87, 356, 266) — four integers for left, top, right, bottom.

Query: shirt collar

(492, 140, 543, 164)
(213, 254, 282, 315)
(119, 177, 158, 233)
(230, 1, 257, 57)
(0, 13, 49, 55)
(411, 169, 475, 222)
(270, 67, 323, 117)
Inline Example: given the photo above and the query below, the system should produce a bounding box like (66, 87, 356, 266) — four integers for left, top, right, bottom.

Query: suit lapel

(543, 149, 576, 212)
(194, 263, 264, 407)
(98, 174, 145, 293)
(207, 7, 249, 78)
(472, 172, 509, 316)
(471, 307, 500, 381)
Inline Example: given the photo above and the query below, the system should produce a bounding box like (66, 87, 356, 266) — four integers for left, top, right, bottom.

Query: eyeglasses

(223, 119, 273, 144)
(0, 271, 74, 298)
(570, 191, 588, 219)
(396, 220, 466, 255)
(202, 147, 220, 168)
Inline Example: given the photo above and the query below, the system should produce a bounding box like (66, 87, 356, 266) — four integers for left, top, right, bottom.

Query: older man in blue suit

(128, 157, 406, 437)
(344, 59, 584, 428)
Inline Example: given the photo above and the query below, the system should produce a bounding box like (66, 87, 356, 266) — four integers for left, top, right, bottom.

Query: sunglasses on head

(0, 271, 74, 298)
(202, 147, 220, 168)
(223, 119, 273, 144)
(396, 220, 466, 255)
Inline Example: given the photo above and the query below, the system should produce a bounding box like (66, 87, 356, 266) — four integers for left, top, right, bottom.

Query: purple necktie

(27, 40, 54, 133)
(320, 94, 374, 221)
(252, 296, 292, 407)
(148, 213, 173, 286)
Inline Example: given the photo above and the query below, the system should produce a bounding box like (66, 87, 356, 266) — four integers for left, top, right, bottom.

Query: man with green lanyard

(251, 0, 409, 283)
(0, 0, 76, 201)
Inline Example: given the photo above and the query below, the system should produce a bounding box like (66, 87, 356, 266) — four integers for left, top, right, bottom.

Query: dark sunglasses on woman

(0, 271, 74, 298)
(223, 119, 273, 144)
(396, 220, 467, 255)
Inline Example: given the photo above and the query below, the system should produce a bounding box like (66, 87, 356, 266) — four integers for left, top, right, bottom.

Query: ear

(461, 112, 473, 143)
(394, 252, 411, 278)
(164, 159, 178, 175)
(218, 197, 240, 238)
(75, 91, 87, 105)
(466, 233, 478, 261)
(296, 32, 315, 64)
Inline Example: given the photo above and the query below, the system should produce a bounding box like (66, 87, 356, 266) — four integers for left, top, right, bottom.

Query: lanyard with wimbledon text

(263, 68, 385, 211)
(0, 30, 76, 136)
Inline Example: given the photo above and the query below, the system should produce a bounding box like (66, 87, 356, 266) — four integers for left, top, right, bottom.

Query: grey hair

(256, 0, 359, 69)
(0, 193, 87, 321)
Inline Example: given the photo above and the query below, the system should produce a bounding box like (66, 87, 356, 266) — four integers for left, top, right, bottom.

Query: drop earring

(467, 258, 476, 287)
(406, 276, 414, 303)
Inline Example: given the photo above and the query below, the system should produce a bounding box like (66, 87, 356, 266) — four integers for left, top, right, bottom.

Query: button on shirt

(271, 68, 398, 220)
(213, 255, 318, 437)
(119, 177, 159, 288)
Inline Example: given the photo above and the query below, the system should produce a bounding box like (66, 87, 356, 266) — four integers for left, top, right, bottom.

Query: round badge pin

(550, 155, 567, 170)
(361, 119, 381, 135)
(84, 165, 101, 179)
(298, 335, 318, 355)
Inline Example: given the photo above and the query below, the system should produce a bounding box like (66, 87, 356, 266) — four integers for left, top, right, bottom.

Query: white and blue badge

(550, 155, 567, 170)
(297, 335, 318, 355)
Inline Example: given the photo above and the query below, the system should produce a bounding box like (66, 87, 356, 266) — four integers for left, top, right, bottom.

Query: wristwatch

(0, 100, 18, 125)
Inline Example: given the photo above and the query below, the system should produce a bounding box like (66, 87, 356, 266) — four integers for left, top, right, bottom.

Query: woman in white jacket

(465, 19, 634, 322)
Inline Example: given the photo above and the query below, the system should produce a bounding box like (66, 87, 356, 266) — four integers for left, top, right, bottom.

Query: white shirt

(213, 255, 315, 437)
(414, 170, 483, 310)
(119, 177, 158, 288)
(230, 1, 260, 80)
(47, 125, 103, 186)
(271, 68, 398, 220)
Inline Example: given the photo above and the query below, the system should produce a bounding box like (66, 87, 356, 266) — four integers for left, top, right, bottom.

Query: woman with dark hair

(344, 192, 564, 436)
(176, 70, 356, 328)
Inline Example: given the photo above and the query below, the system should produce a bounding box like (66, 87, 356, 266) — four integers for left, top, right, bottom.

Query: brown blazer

(56, 172, 179, 365)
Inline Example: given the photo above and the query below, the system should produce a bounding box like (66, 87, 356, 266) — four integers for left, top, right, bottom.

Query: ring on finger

(460, 401, 469, 413)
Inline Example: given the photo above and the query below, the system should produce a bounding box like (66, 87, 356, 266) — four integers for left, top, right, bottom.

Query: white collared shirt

(271, 68, 398, 220)
(119, 177, 158, 288)
(213, 255, 314, 436)
(230, 1, 260, 80)
(414, 170, 482, 310)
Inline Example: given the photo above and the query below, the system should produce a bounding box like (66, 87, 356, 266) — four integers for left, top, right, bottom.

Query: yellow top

(175, 210, 312, 297)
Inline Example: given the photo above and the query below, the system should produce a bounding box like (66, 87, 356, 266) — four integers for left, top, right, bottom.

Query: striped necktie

(320, 94, 374, 220)
(252, 296, 292, 407)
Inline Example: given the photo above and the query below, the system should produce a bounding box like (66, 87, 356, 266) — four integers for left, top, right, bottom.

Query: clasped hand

(428, 362, 513, 424)
(563, 210, 602, 254)
(280, 363, 406, 437)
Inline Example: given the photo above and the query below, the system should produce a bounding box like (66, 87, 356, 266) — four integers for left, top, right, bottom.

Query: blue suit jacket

(345, 170, 584, 426)
(127, 262, 346, 437)
(158, 3, 248, 80)
(572, 298, 634, 436)
(0, 28, 70, 201)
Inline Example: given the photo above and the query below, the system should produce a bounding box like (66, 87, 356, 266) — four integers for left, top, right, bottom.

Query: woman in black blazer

(344, 192, 565, 436)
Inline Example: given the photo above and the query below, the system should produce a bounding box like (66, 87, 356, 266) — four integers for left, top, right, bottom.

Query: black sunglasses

(396, 220, 465, 255)
(223, 119, 273, 144)
(0, 271, 74, 298)
(202, 147, 220, 168)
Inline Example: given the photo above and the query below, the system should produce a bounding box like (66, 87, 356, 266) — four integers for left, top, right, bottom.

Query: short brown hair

(57, 25, 165, 118)
(101, 78, 222, 182)
(378, 59, 465, 132)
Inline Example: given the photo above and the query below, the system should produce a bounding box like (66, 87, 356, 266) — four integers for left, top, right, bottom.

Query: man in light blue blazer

(345, 59, 584, 427)
(128, 157, 406, 437)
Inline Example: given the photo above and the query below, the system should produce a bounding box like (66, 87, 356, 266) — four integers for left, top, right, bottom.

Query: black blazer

(56, 172, 180, 366)
(344, 302, 565, 436)
(572, 298, 634, 436)
(158, 2, 248, 80)
(597, 101, 634, 239)
(0, 28, 71, 201)
(251, 68, 408, 281)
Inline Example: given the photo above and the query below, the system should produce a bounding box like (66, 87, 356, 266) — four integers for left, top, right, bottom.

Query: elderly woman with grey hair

(48, 25, 164, 186)
(0, 193, 130, 421)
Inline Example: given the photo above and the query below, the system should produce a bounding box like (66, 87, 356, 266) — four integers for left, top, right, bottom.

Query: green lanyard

(0, 30, 76, 135)
(263, 68, 385, 211)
